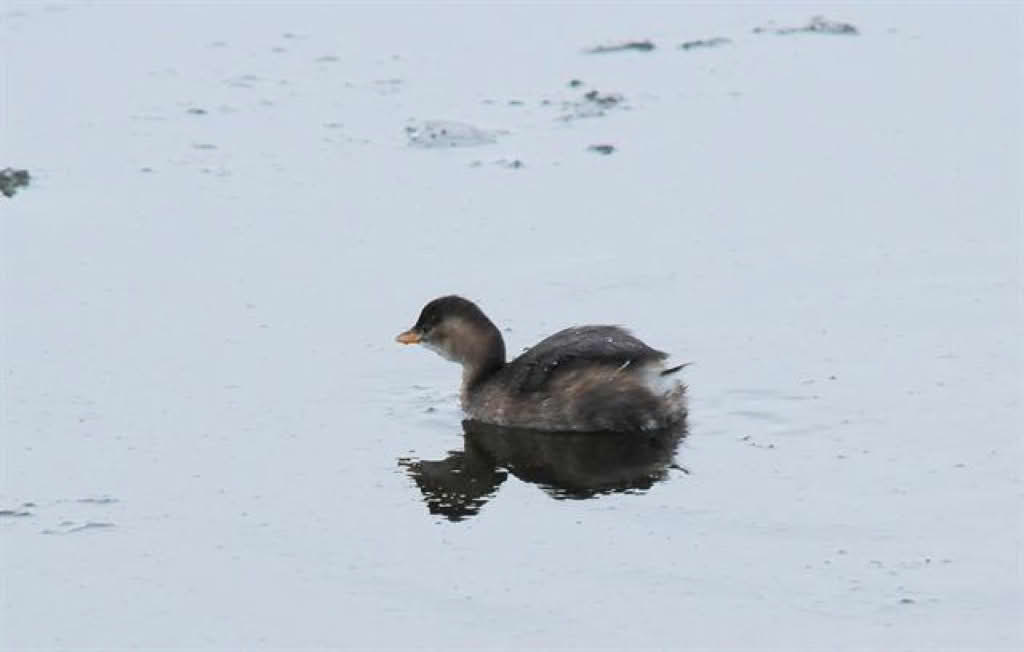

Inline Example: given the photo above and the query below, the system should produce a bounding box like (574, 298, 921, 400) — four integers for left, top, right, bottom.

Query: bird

(396, 295, 687, 432)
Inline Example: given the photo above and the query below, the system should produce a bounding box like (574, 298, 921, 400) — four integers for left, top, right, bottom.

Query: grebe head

(397, 296, 506, 376)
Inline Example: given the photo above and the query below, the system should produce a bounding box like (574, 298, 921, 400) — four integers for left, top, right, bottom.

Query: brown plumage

(397, 295, 687, 432)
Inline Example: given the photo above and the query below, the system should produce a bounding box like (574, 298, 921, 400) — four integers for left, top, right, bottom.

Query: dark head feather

(414, 295, 491, 335)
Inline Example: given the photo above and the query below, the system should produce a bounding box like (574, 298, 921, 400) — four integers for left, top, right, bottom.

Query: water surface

(2, 3, 1020, 649)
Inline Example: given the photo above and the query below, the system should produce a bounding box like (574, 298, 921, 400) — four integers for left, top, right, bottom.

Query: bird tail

(660, 362, 692, 377)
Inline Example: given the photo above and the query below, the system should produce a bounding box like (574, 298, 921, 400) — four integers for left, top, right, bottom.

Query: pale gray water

(2, 3, 1021, 649)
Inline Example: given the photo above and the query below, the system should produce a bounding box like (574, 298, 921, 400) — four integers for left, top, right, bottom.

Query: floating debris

(583, 90, 623, 108)
(680, 37, 732, 50)
(557, 89, 627, 121)
(406, 120, 499, 148)
(588, 144, 616, 155)
(0, 167, 30, 198)
(754, 16, 859, 36)
(586, 40, 655, 54)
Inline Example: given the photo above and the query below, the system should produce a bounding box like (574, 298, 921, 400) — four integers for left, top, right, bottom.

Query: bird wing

(505, 325, 667, 393)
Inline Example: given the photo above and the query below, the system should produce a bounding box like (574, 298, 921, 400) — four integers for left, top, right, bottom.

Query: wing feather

(501, 326, 667, 393)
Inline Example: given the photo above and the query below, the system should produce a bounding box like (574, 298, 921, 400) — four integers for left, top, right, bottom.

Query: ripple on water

(41, 522, 116, 535)
(76, 496, 119, 505)
(0, 509, 33, 518)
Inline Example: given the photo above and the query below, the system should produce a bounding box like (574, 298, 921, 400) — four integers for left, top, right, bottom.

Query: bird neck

(458, 322, 506, 391)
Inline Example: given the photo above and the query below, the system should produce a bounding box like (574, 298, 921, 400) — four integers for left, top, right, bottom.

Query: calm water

(2, 4, 1020, 649)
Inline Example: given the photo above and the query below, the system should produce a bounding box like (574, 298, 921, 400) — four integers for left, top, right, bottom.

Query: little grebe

(396, 296, 687, 432)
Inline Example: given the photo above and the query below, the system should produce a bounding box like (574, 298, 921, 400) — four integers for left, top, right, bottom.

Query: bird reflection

(398, 420, 687, 522)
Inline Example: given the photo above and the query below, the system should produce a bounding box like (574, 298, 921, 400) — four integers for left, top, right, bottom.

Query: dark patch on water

(557, 89, 627, 121)
(586, 40, 655, 54)
(0, 167, 31, 198)
(754, 16, 859, 36)
(495, 159, 524, 169)
(680, 37, 732, 50)
(583, 90, 623, 108)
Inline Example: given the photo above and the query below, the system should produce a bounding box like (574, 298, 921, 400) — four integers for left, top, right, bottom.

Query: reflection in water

(399, 420, 687, 521)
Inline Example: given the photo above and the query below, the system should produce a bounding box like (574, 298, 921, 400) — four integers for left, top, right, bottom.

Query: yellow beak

(396, 330, 421, 344)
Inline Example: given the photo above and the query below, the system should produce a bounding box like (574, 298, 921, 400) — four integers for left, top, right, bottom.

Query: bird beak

(396, 329, 421, 345)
